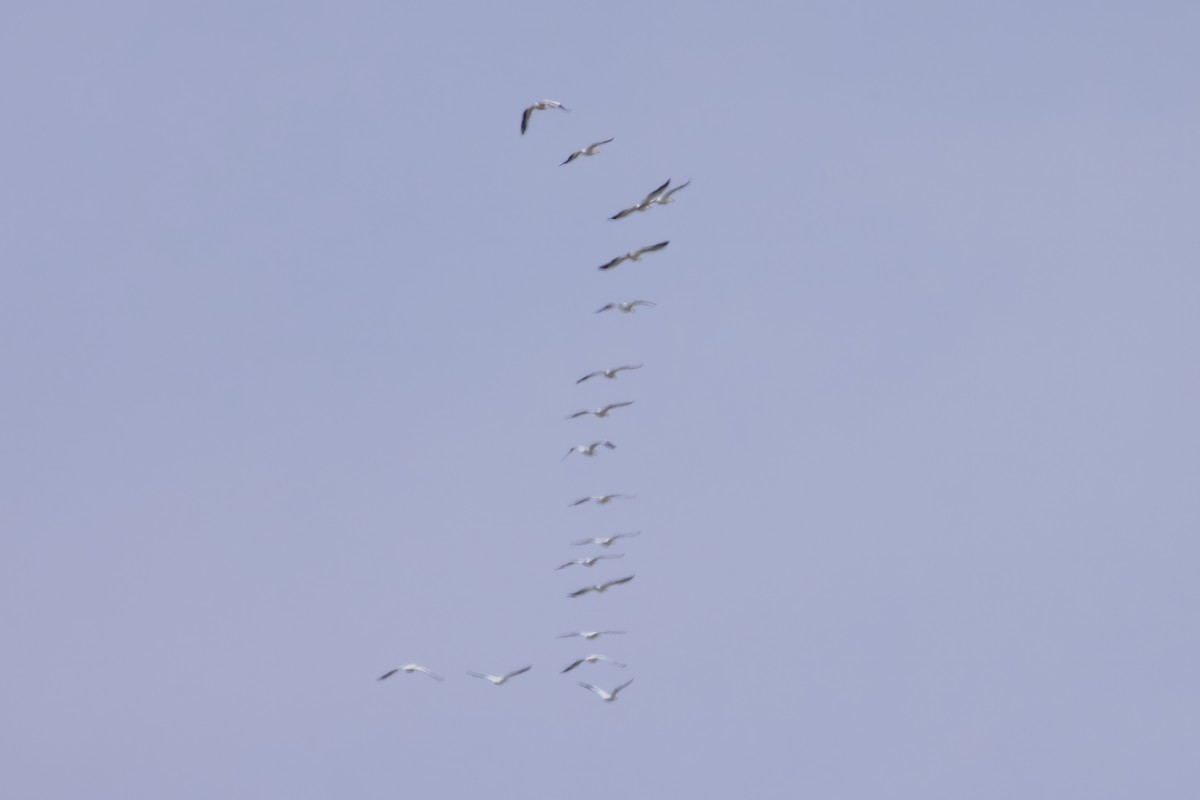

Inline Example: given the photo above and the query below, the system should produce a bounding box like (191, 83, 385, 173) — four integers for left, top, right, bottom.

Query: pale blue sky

(3, 2, 1198, 798)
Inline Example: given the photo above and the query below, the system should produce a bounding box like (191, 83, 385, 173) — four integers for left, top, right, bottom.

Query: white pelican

(467, 665, 532, 685)
(561, 137, 614, 165)
(555, 553, 624, 570)
(556, 630, 625, 640)
(569, 494, 634, 507)
(568, 574, 635, 597)
(571, 531, 640, 547)
(595, 300, 655, 314)
(577, 364, 642, 384)
(376, 664, 443, 681)
(568, 401, 633, 420)
(521, 100, 568, 134)
(578, 679, 634, 702)
(561, 655, 627, 673)
(651, 179, 690, 205)
(597, 241, 669, 271)
(610, 179, 671, 220)
(563, 441, 616, 460)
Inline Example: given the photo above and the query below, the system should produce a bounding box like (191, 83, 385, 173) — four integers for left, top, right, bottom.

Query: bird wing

(466, 671, 491, 680)
(665, 180, 691, 198)
(503, 666, 532, 680)
(615, 365, 643, 373)
(601, 402, 633, 413)
(601, 575, 635, 590)
(631, 300, 656, 308)
(569, 586, 594, 597)
(416, 667, 444, 680)
(570, 497, 591, 506)
(568, 410, 591, 419)
(610, 206, 635, 220)
(598, 255, 625, 270)
(570, 538, 598, 546)
(521, 107, 532, 134)
(578, 682, 605, 697)
(560, 151, 579, 166)
(377, 669, 399, 681)
(615, 531, 641, 541)
(634, 241, 670, 257)
(561, 659, 585, 673)
(601, 553, 624, 560)
(555, 560, 578, 570)
(592, 137, 615, 148)
(576, 372, 603, 384)
(595, 304, 616, 314)
(612, 679, 634, 696)
(640, 178, 671, 205)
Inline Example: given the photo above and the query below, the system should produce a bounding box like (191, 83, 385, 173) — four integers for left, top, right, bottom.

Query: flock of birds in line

(377, 99, 689, 704)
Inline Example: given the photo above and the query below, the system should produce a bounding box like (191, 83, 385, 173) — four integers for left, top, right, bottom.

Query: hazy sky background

(3, 2, 1198, 797)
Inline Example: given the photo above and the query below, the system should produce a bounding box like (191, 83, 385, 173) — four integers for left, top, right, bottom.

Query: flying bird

(597, 241, 669, 271)
(569, 575, 635, 597)
(563, 441, 616, 460)
(521, 100, 569, 134)
(571, 531, 641, 547)
(576, 365, 642, 384)
(561, 655, 627, 673)
(595, 300, 656, 314)
(651, 179, 690, 205)
(568, 401, 633, 420)
(467, 665, 532, 685)
(578, 679, 635, 702)
(376, 664, 443, 681)
(556, 630, 626, 640)
(555, 554, 625, 570)
(610, 179, 671, 220)
(561, 137, 614, 165)
(569, 494, 634, 507)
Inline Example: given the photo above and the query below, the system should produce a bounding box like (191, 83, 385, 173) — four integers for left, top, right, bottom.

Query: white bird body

(569, 574, 635, 597)
(597, 241, 669, 271)
(577, 364, 642, 384)
(568, 401, 634, 420)
(467, 665, 532, 685)
(561, 655, 627, 673)
(610, 179, 671, 220)
(579, 679, 635, 702)
(569, 494, 634, 507)
(596, 300, 656, 314)
(557, 630, 626, 640)
(377, 664, 443, 681)
(561, 137, 614, 165)
(571, 531, 641, 548)
(521, 100, 569, 134)
(563, 441, 616, 460)
(556, 553, 624, 570)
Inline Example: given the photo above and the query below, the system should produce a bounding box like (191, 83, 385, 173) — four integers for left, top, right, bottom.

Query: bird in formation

(556, 554, 625, 570)
(561, 655, 627, 673)
(569, 494, 634, 507)
(576, 364, 642, 384)
(578, 679, 635, 702)
(596, 300, 656, 314)
(377, 664, 443, 681)
(561, 137, 614, 165)
(563, 440, 616, 460)
(597, 241, 669, 271)
(610, 179, 671, 220)
(521, 100, 568, 134)
(571, 531, 641, 547)
(568, 401, 634, 420)
(467, 665, 532, 685)
(569, 575, 635, 597)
